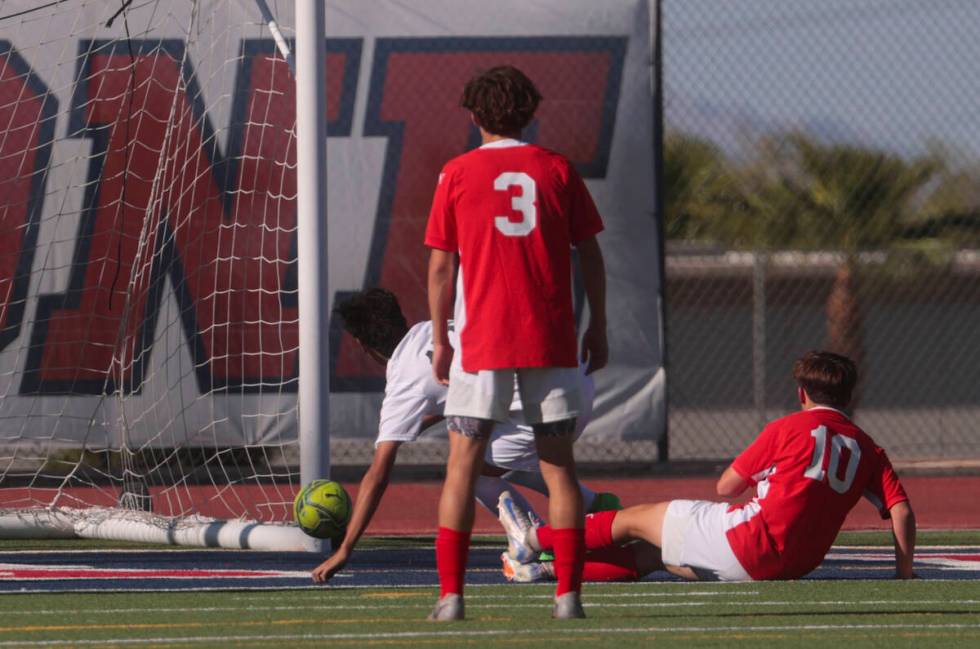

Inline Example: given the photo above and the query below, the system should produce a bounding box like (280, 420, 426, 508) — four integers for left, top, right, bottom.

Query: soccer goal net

(0, 0, 313, 549)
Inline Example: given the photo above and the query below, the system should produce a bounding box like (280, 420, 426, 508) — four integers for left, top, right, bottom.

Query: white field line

(0, 544, 975, 556)
(2, 623, 980, 647)
(1, 598, 977, 617)
(1, 577, 974, 596)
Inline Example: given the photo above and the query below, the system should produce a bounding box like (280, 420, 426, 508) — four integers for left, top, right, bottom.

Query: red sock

(552, 527, 585, 597)
(582, 546, 640, 582)
(584, 510, 617, 549)
(533, 511, 616, 553)
(435, 527, 471, 597)
(535, 525, 554, 551)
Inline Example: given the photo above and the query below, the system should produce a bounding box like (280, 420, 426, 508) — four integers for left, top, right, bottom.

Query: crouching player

(311, 289, 619, 583)
(499, 351, 916, 582)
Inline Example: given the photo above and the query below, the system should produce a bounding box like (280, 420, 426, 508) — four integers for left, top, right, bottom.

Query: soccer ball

(293, 479, 352, 540)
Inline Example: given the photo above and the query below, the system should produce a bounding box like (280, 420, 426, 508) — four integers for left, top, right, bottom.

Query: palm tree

(907, 155, 980, 246)
(665, 130, 945, 407)
(662, 132, 739, 242)
(759, 134, 943, 378)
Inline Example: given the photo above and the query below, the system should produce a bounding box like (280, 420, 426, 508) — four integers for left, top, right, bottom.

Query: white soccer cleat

(498, 490, 538, 564)
(552, 591, 586, 619)
(527, 507, 545, 529)
(427, 593, 464, 621)
(500, 552, 553, 583)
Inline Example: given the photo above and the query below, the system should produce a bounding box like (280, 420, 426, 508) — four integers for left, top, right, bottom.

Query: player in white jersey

(312, 289, 617, 583)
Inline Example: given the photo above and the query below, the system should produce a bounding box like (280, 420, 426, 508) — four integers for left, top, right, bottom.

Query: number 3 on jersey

(494, 172, 536, 237)
(803, 425, 862, 494)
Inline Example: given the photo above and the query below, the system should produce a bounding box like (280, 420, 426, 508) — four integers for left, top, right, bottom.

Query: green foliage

(664, 130, 972, 253)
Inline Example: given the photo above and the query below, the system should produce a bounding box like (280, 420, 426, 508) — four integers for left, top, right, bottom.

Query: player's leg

(501, 469, 603, 513)
(533, 502, 671, 552)
(431, 367, 514, 620)
(502, 542, 665, 583)
(474, 471, 537, 519)
(430, 417, 492, 621)
(517, 365, 587, 616)
(534, 425, 585, 618)
(502, 500, 669, 576)
(610, 502, 672, 547)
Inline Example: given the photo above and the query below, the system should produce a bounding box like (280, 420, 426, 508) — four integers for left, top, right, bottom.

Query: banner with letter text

(0, 0, 663, 455)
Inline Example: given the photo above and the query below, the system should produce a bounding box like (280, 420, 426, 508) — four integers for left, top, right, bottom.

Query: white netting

(0, 0, 303, 536)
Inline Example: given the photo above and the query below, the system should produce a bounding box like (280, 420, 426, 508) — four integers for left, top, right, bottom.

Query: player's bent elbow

(715, 467, 747, 498)
(890, 500, 915, 524)
(716, 483, 736, 498)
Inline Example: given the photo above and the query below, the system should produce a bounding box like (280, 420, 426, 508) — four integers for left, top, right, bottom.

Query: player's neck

(481, 130, 522, 145)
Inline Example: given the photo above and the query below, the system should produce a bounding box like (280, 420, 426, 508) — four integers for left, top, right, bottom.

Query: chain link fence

(664, 0, 980, 462)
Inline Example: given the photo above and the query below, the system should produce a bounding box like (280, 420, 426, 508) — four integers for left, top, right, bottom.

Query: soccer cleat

(527, 507, 545, 529)
(427, 593, 464, 621)
(552, 591, 586, 619)
(500, 552, 554, 583)
(588, 491, 623, 513)
(498, 491, 538, 564)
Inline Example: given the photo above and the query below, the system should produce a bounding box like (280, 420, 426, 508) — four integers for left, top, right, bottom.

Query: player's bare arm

(312, 441, 402, 583)
(576, 236, 608, 374)
(716, 465, 749, 498)
(889, 500, 917, 579)
(427, 249, 456, 385)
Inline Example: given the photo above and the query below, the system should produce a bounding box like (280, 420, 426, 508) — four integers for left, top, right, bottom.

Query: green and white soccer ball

(293, 479, 352, 540)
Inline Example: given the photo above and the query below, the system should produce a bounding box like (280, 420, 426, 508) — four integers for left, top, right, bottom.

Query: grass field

(0, 531, 978, 648)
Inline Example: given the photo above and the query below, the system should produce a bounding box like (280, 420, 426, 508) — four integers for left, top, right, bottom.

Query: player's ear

(798, 386, 807, 408)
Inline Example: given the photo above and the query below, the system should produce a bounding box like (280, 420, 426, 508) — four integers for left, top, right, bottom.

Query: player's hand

(432, 342, 453, 386)
(580, 325, 608, 374)
(312, 547, 350, 583)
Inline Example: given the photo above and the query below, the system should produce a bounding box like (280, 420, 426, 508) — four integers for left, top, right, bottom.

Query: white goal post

(0, 0, 328, 551)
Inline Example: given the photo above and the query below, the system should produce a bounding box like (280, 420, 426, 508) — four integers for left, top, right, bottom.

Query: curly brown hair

(460, 65, 542, 136)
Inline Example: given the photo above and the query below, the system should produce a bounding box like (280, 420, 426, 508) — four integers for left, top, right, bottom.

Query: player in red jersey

(500, 351, 917, 583)
(425, 66, 608, 619)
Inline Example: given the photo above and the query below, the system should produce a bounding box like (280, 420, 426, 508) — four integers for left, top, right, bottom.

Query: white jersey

(376, 321, 594, 471)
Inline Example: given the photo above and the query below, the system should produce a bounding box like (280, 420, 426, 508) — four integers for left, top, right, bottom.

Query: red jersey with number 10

(424, 140, 604, 372)
(726, 406, 908, 580)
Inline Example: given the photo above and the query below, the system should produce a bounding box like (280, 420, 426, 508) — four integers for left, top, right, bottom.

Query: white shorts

(445, 365, 581, 425)
(659, 500, 752, 582)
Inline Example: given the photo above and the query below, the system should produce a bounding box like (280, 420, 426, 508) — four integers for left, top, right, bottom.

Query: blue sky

(664, 0, 980, 162)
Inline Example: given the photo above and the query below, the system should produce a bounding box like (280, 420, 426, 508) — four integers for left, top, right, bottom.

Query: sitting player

(312, 289, 619, 583)
(499, 351, 916, 582)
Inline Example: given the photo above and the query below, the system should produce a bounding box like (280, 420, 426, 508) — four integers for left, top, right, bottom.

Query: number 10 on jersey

(803, 425, 862, 494)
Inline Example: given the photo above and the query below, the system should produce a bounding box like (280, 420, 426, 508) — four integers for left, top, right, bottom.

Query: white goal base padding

(0, 509, 311, 551)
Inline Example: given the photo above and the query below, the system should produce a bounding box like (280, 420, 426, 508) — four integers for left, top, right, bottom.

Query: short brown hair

(460, 65, 541, 136)
(792, 350, 857, 409)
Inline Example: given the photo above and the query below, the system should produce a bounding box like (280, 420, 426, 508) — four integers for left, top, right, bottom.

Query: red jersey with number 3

(726, 406, 908, 580)
(424, 140, 604, 372)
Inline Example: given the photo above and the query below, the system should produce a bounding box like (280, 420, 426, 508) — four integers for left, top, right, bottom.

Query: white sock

(502, 470, 597, 512)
